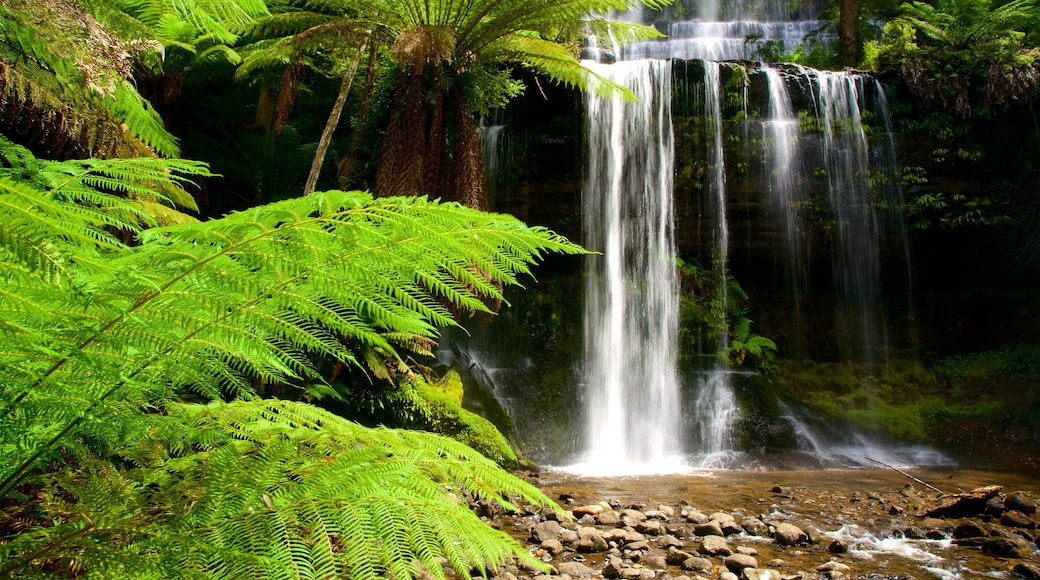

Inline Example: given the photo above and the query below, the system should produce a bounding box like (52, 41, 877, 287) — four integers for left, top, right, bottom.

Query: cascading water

(578, 59, 686, 474)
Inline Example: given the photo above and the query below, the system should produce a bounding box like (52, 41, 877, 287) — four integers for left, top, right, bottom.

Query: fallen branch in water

(865, 456, 945, 494)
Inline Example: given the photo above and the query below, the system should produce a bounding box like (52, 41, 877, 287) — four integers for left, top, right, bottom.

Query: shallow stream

(503, 468, 1040, 579)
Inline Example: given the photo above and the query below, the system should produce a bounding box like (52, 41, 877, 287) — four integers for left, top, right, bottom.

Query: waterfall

(578, 59, 686, 473)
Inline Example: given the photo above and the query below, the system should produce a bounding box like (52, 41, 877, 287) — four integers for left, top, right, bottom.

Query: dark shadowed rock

(953, 520, 989, 539)
(1001, 510, 1036, 529)
(982, 536, 1033, 558)
(1013, 562, 1040, 579)
(1006, 492, 1038, 514)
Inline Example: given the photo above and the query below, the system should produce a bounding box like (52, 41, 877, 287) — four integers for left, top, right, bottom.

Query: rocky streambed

(479, 469, 1040, 580)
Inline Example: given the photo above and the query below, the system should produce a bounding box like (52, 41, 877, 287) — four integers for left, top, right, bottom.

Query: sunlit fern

(0, 150, 580, 578)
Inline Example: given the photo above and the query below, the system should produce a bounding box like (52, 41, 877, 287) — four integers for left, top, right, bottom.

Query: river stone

(557, 561, 595, 577)
(982, 535, 1034, 558)
(701, 535, 733, 556)
(682, 556, 714, 572)
(560, 529, 579, 544)
(643, 554, 669, 569)
(742, 517, 770, 537)
(773, 523, 808, 546)
(578, 526, 601, 539)
(541, 539, 565, 555)
(577, 534, 609, 553)
(658, 504, 677, 518)
(667, 547, 695, 565)
(742, 570, 782, 580)
(533, 521, 563, 542)
(724, 553, 758, 571)
(598, 510, 622, 526)
(644, 509, 669, 520)
(577, 514, 597, 526)
(622, 509, 648, 522)
(953, 520, 988, 539)
(816, 561, 851, 573)
(986, 496, 1007, 515)
(1013, 562, 1040, 579)
(626, 540, 650, 552)
(711, 512, 737, 524)
(573, 504, 604, 517)
(660, 534, 685, 549)
(827, 539, 847, 553)
(737, 546, 758, 556)
(684, 508, 710, 524)
(1006, 492, 1038, 514)
(721, 519, 745, 536)
(694, 521, 726, 537)
(1001, 509, 1036, 529)
(720, 572, 739, 580)
(803, 526, 823, 544)
(602, 555, 625, 579)
(636, 520, 666, 535)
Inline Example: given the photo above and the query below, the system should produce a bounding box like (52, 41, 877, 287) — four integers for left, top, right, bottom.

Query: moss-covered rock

(402, 373, 519, 468)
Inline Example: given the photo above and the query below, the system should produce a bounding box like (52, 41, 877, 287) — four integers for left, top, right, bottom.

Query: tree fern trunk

(449, 89, 487, 211)
(304, 34, 369, 196)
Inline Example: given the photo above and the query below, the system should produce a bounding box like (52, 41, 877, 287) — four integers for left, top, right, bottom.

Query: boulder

(666, 547, 696, 565)
(1001, 510, 1036, 529)
(701, 535, 733, 556)
(541, 539, 565, 555)
(659, 534, 685, 549)
(684, 508, 710, 524)
(741, 517, 770, 537)
(643, 554, 669, 569)
(1006, 492, 1038, 514)
(953, 520, 989, 539)
(724, 553, 759, 571)
(694, 521, 726, 537)
(602, 556, 625, 579)
(597, 510, 622, 526)
(982, 536, 1034, 558)
(557, 561, 595, 577)
(681, 556, 714, 572)
(773, 523, 808, 546)
(1013, 562, 1040, 579)
(532, 521, 563, 542)
(635, 520, 666, 535)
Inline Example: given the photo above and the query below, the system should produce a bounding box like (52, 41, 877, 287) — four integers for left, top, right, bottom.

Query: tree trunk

(303, 34, 369, 196)
(336, 40, 380, 189)
(449, 89, 488, 211)
(375, 70, 427, 198)
(839, 0, 859, 68)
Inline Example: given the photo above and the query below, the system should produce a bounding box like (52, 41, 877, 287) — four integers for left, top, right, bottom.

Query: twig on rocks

(866, 456, 946, 494)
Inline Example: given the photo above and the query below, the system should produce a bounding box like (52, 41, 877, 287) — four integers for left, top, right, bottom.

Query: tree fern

(0, 158, 579, 577)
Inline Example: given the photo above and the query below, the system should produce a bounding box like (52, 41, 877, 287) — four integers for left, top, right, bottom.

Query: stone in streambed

(667, 547, 695, 565)
(684, 508, 710, 524)
(572, 504, 604, 517)
(742, 517, 770, 537)
(742, 570, 782, 580)
(659, 534, 685, 549)
(1006, 492, 1038, 514)
(724, 553, 758, 571)
(773, 523, 808, 546)
(532, 520, 563, 542)
(602, 555, 625, 579)
(557, 561, 595, 577)
(576, 534, 609, 553)
(953, 520, 988, 539)
(635, 520, 666, 535)
(681, 556, 714, 573)
(598, 510, 622, 526)
(541, 538, 565, 555)
(982, 535, 1034, 558)
(1001, 509, 1036, 529)
(700, 535, 733, 556)
(694, 521, 725, 537)
(642, 553, 669, 569)
(1013, 562, 1040, 579)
